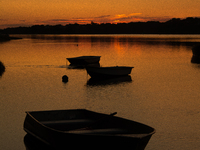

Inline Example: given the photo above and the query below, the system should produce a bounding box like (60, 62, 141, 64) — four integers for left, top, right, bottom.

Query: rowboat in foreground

(24, 109, 155, 150)
(86, 66, 134, 78)
(66, 56, 101, 65)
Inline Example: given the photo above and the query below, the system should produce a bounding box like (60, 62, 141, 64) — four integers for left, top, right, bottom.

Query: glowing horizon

(1, 0, 200, 29)
(0, 13, 183, 29)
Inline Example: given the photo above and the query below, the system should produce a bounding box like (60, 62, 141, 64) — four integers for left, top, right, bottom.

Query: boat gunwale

(66, 56, 101, 60)
(86, 66, 134, 78)
(86, 66, 134, 70)
(66, 56, 101, 61)
(24, 109, 155, 138)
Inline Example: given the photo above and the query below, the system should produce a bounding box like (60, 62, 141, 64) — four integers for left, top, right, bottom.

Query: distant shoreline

(0, 33, 22, 41)
(1, 17, 200, 35)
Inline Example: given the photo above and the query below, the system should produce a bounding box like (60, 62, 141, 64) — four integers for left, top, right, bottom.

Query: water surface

(1, 34, 200, 150)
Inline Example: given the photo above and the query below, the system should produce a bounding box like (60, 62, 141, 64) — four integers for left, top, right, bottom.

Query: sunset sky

(1, 0, 200, 29)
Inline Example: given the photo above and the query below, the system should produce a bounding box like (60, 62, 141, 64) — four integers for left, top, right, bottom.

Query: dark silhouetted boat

(191, 44, 200, 64)
(24, 109, 155, 150)
(0, 61, 5, 77)
(87, 75, 132, 86)
(67, 63, 100, 69)
(86, 66, 133, 78)
(66, 56, 101, 65)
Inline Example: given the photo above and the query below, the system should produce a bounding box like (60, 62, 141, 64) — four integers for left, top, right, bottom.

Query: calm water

(1, 34, 200, 150)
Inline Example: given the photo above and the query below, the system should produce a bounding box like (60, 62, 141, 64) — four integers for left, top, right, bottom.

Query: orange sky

(1, 0, 200, 29)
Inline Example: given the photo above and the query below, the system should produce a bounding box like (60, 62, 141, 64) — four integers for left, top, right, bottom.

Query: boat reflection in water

(24, 134, 53, 150)
(87, 75, 132, 86)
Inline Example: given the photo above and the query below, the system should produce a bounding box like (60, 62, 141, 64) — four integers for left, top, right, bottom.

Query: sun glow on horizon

(1, 0, 200, 29)
(0, 13, 150, 29)
(0, 12, 172, 29)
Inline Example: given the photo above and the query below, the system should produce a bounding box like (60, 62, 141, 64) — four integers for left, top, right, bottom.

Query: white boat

(86, 66, 133, 78)
(66, 56, 101, 65)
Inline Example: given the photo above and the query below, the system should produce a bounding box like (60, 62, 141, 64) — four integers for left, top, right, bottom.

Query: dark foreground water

(0, 34, 200, 150)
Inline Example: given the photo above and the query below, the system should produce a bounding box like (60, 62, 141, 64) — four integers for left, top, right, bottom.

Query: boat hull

(67, 56, 101, 65)
(86, 66, 133, 78)
(24, 109, 155, 150)
(87, 75, 132, 86)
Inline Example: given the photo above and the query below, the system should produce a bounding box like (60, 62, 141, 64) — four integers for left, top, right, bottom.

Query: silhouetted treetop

(2, 17, 200, 34)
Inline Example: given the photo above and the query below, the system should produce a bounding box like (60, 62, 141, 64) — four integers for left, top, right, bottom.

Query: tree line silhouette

(1, 17, 200, 34)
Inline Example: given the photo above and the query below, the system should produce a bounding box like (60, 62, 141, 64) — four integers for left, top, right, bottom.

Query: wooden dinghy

(24, 109, 155, 149)
(86, 66, 134, 79)
(66, 56, 101, 65)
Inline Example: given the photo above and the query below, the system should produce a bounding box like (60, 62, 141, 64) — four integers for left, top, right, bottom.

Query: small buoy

(62, 75, 68, 83)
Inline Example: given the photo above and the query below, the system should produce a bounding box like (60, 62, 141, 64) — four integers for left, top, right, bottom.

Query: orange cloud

(115, 13, 142, 19)
(110, 13, 143, 23)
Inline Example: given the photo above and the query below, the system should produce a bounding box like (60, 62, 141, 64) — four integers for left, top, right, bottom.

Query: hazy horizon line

(1, 15, 200, 30)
